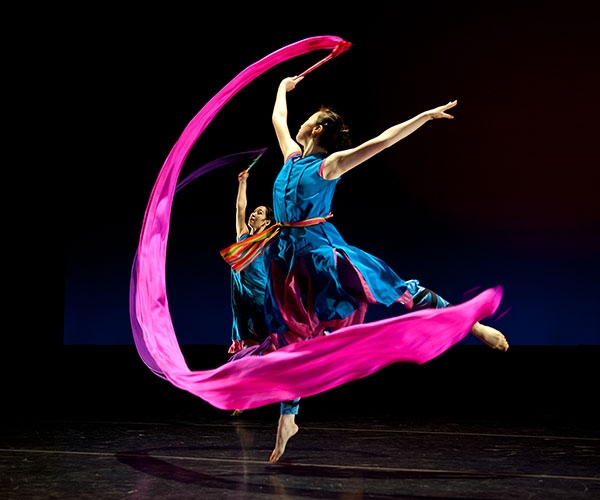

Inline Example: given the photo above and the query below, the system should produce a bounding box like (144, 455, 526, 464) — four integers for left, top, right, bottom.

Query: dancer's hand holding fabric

(281, 76, 304, 92)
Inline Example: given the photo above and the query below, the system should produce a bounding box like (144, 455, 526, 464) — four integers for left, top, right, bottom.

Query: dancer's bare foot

(471, 322, 509, 351)
(269, 414, 298, 463)
(231, 409, 244, 417)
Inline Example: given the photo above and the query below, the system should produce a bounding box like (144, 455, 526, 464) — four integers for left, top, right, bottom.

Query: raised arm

(272, 76, 304, 160)
(322, 100, 457, 180)
(235, 170, 250, 240)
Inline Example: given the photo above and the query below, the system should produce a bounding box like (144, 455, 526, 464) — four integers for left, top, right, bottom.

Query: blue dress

(263, 152, 417, 348)
(230, 232, 270, 352)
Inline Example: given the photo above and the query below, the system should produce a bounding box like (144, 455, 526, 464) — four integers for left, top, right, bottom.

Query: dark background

(64, 4, 599, 353)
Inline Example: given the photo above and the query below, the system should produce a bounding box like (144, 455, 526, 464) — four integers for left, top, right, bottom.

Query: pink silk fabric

(133, 35, 504, 410)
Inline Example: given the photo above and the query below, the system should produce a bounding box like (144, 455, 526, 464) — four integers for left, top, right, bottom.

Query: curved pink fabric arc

(134, 35, 505, 410)
(134, 35, 351, 394)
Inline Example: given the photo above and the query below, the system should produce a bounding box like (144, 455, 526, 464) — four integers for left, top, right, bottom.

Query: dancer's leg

(411, 285, 451, 310)
(409, 282, 509, 351)
(270, 398, 300, 463)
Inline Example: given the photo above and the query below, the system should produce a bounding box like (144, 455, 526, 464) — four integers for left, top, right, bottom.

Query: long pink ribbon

(133, 36, 504, 410)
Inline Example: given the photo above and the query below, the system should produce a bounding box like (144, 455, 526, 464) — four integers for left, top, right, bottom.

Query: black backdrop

(64, 4, 599, 349)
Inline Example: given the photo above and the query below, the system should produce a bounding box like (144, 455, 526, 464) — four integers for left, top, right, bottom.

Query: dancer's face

(248, 206, 271, 233)
(296, 112, 321, 146)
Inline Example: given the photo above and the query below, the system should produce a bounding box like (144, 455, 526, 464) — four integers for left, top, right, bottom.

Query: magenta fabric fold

(173, 286, 502, 410)
(132, 35, 504, 410)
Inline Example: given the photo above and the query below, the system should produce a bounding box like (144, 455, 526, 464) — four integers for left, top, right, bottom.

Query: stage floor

(3, 412, 599, 499)
(3, 345, 599, 499)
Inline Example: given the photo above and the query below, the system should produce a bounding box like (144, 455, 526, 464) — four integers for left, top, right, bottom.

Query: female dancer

(261, 76, 509, 462)
(228, 168, 274, 355)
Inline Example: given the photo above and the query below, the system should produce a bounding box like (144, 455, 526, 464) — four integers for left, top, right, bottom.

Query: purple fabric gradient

(132, 35, 504, 410)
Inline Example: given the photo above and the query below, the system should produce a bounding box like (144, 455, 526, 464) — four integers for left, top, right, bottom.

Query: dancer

(133, 36, 505, 458)
(228, 167, 274, 418)
(228, 168, 274, 355)
(256, 76, 509, 462)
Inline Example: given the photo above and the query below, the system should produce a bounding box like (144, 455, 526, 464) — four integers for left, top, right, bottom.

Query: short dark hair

(264, 206, 274, 223)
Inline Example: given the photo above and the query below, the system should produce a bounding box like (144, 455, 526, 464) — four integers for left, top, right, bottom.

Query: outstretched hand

(429, 100, 458, 119)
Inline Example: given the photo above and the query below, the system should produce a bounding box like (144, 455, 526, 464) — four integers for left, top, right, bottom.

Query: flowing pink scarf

(133, 36, 504, 410)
